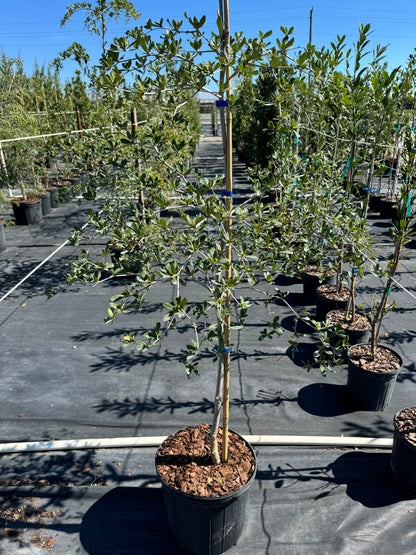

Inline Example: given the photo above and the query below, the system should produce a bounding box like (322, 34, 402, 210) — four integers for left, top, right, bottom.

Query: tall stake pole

(130, 106, 145, 220)
(221, 0, 233, 464)
(76, 107, 83, 139)
(0, 142, 11, 196)
(308, 7, 313, 87)
(309, 7, 313, 44)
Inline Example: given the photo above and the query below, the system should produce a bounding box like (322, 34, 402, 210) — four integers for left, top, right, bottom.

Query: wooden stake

(221, 0, 233, 464)
(130, 107, 145, 220)
(76, 107, 83, 138)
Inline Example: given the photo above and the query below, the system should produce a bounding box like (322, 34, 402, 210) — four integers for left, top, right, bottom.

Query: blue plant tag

(216, 100, 229, 107)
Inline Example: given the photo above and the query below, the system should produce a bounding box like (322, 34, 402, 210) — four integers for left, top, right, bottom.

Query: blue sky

(1, 0, 416, 82)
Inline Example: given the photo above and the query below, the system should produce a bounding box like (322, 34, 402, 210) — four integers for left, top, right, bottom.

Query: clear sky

(1, 0, 416, 82)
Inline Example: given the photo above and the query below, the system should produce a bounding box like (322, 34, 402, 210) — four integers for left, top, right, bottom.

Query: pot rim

(393, 407, 416, 452)
(326, 309, 371, 330)
(347, 343, 403, 374)
(11, 197, 41, 205)
(155, 427, 257, 502)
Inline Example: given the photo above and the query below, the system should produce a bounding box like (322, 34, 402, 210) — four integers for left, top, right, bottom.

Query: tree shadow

(340, 417, 394, 436)
(286, 342, 320, 368)
(274, 274, 303, 286)
(0, 253, 76, 299)
(79, 487, 181, 554)
(257, 451, 410, 508)
(387, 329, 416, 347)
(397, 361, 416, 384)
(93, 388, 297, 419)
(0, 448, 158, 489)
(273, 291, 305, 308)
(280, 314, 315, 334)
(297, 383, 354, 417)
(87, 344, 286, 373)
(0, 488, 81, 550)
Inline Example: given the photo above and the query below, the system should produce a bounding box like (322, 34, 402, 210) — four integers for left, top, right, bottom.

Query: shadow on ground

(80, 487, 180, 555)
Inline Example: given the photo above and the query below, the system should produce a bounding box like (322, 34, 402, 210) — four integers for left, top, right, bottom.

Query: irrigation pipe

(0, 217, 92, 304)
(0, 435, 393, 455)
(0, 126, 112, 145)
(298, 124, 402, 151)
(0, 119, 149, 146)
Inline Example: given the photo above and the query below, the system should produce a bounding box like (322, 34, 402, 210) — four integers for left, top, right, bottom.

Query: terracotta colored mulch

(317, 284, 350, 301)
(327, 310, 370, 331)
(54, 181, 71, 186)
(395, 407, 416, 447)
(348, 344, 401, 373)
(13, 196, 40, 204)
(156, 423, 256, 498)
(303, 265, 336, 278)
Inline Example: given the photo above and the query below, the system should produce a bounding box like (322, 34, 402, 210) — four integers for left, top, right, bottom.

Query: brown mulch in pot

(317, 284, 350, 301)
(12, 196, 40, 204)
(348, 344, 401, 373)
(395, 407, 416, 448)
(303, 265, 336, 278)
(156, 423, 256, 498)
(327, 311, 370, 331)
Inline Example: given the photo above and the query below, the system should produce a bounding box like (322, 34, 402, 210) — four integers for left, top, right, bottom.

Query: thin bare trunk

(210, 357, 224, 464)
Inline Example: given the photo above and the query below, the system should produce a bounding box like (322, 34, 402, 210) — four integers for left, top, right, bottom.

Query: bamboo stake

(221, 0, 233, 464)
(76, 107, 83, 139)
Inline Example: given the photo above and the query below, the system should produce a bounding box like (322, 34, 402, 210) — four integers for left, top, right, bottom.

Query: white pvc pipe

(0, 216, 91, 304)
(0, 435, 393, 455)
(0, 126, 111, 144)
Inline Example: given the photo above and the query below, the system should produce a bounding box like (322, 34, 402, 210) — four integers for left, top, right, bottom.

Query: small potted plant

(6, 145, 43, 225)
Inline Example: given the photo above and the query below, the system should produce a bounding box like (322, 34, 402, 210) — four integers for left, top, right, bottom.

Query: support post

(76, 107, 83, 138)
(221, 0, 233, 464)
(130, 107, 145, 220)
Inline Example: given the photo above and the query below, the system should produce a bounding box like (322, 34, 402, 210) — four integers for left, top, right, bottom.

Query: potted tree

(60, 2, 301, 552)
(391, 407, 416, 494)
(346, 184, 415, 410)
(0, 54, 41, 225)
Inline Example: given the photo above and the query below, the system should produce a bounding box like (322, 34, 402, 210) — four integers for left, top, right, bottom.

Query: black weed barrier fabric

(0, 122, 415, 553)
(0, 447, 415, 553)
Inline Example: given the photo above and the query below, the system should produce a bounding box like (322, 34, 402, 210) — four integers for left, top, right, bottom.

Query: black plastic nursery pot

(47, 186, 59, 208)
(391, 407, 416, 494)
(315, 285, 350, 321)
(12, 198, 42, 225)
(302, 267, 336, 305)
(346, 344, 402, 411)
(156, 431, 257, 555)
(40, 191, 52, 216)
(368, 192, 386, 213)
(327, 310, 371, 348)
(379, 197, 397, 219)
(0, 219, 6, 251)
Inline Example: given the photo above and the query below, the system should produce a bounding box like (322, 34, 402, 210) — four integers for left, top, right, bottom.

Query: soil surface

(327, 310, 370, 331)
(395, 407, 416, 448)
(12, 196, 40, 203)
(303, 265, 336, 278)
(348, 344, 402, 373)
(317, 284, 350, 301)
(0, 495, 60, 549)
(156, 423, 256, 498)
